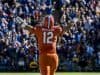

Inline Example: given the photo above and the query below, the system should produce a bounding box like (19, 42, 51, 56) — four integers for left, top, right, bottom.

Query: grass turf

(0, 72, 100, 75)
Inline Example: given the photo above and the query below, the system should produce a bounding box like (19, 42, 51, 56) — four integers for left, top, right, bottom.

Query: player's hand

(15, 16, 24, 24)
(15, 16, 27, 28)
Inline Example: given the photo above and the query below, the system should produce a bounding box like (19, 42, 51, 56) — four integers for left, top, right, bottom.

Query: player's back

(35, 26, 62, 54)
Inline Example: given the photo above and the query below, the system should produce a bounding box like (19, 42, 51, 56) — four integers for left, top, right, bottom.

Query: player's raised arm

(24, 25, 34, 33)
(59, 11, 74, 35)
(58, 20, 73, 37)
(15, 16, 35, 33)
(57, 21, 74, 44)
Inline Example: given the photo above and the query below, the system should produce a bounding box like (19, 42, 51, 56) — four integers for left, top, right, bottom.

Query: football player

(22, 14, 73, 75)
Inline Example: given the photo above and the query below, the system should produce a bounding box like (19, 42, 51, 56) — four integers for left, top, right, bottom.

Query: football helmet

(43, 15, 54, 29)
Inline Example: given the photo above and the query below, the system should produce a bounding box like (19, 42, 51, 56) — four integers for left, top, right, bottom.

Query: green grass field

(0, 72, 100, 75)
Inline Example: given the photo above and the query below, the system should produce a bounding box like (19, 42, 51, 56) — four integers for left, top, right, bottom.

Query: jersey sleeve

(31, 26, 41, 34)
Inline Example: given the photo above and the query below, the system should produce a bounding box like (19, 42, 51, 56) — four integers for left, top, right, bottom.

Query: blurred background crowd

(0, 0, 100, 72)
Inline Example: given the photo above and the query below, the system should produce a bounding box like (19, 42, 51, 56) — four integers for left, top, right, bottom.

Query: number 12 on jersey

(43, 31, 53, 44)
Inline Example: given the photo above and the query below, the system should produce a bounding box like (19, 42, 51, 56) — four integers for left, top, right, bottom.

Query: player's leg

(50, 54, 59, 75)
(39, 65, 50, 75)
(39, 55, 50, 75)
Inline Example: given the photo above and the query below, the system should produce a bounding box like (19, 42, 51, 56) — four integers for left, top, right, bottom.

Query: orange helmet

(43, 15, 54, 29)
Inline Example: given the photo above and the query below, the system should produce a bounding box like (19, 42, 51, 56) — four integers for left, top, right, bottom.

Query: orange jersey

(31, 26, 62, 54)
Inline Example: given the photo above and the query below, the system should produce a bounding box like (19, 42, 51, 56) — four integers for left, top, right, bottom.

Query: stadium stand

(0, 0, 100, 72)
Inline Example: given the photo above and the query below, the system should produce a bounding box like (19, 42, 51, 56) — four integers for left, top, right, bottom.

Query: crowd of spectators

(0, 0, 100, 72)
